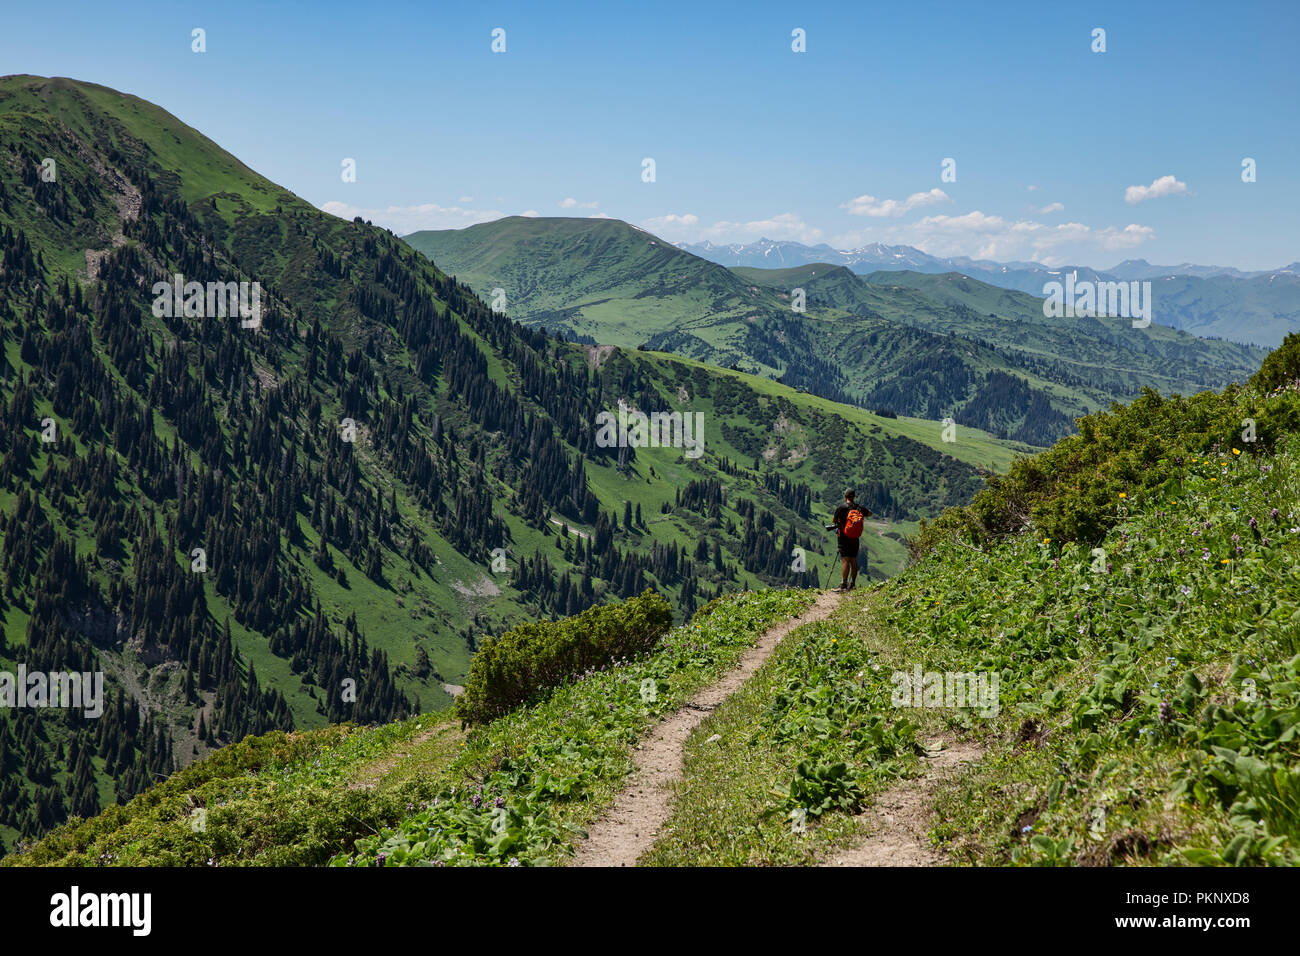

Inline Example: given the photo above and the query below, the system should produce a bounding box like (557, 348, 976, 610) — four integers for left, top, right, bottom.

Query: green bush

(454, 589, 674, 725)
(911, 383, 1300, 558)
(1250, 331, 1300, 394)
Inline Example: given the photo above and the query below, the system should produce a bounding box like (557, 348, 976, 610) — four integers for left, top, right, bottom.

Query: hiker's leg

(848, 556, 858, 586)
(841, 555, 850, 586)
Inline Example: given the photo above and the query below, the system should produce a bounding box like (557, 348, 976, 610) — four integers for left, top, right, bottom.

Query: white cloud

(588, 212, 614, 219)
(520, 209, 540, 217)
(319, 200, 507, 234)
(640, 207, 1151, 261)
(1033, 202, 1064, 214)
(640, 211, 823, 245)
(1124, 175, 1189, 204)
(458, 195, 474, 203)
(559, 197, 599, 209)
(830, 211, 1155, 264)
(841, 188, 950, 218)
(641, 212, 701, 233)
(1027, 184, 1041, 192)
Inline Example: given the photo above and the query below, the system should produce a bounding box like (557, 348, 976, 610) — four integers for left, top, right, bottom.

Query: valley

(0, 75, 1022, 852)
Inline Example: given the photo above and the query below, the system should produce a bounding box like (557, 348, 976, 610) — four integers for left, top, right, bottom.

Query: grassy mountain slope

(18, 345, 1300, 867)
(407, 218, 1267, 446)
(1139, 272, 1300, 348)
(644, 345, 1300, 864)
(404, 216, 786, 366)
(690, 239, 1300, 349)
(0, 75, 1028, 853)
(919, 265, 1300, 349)
(5, 589, 818, 866)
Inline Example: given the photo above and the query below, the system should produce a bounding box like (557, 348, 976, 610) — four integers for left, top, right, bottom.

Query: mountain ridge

(675, 236, 1299, 347)
(407, 216, 1267, 446)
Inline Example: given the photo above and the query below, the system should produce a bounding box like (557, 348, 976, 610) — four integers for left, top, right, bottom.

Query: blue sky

(3, 0, 1297, 269)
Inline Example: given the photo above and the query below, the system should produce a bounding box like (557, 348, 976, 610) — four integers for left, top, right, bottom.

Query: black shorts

(838, 537, 860, 558)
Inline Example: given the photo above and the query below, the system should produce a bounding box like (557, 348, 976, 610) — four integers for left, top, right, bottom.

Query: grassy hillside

(407, 218, 1267, 446)
(15, 343, 1300, 867)
(1140, 272, 1300, 348)
(866, 270, 1267, 380)
(5, 589, 817, 866)
(404, 216, 789, 369)
(0, 74, 1033, 853)
(650, 345, 1300, 868)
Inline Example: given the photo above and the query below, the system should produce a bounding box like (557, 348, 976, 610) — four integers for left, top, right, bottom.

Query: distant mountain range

(676, 239, 1300, 347)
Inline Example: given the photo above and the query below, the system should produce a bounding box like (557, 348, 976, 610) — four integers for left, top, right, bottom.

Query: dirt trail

(571, 589, 844, 867)
(827, 737, 984, 866)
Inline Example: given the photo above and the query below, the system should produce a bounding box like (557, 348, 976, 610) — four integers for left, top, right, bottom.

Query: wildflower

(1022, 825, 1033, 834)
(1233, 448, 1241, 456)
(472, 794, 483, 809)
(1159, 700, 1174, 723)
(1221, 559, 1230, 564)
(495, 796, 506, 809)
(1119, 492, 1127, 499)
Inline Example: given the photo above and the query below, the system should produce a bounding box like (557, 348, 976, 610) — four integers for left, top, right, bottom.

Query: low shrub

(454, 588, 674, 725)
(911, 382, 1300, 558)
(1250, 331, 1300, 394)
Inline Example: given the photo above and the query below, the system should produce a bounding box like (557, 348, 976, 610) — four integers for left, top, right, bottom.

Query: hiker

(826, 488, 870, 590)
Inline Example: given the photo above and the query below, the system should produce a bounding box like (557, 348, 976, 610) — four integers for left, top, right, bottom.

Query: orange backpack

(843, 506, 865, 538)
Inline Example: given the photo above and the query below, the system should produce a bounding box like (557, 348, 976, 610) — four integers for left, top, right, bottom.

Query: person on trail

(826, 488, 870, 591)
